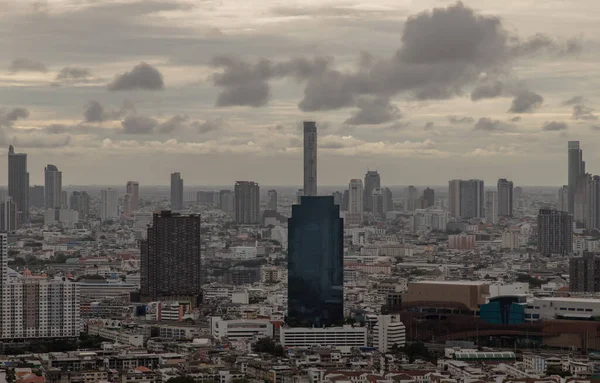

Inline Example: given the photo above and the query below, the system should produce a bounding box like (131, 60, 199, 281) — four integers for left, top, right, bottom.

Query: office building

(280, 326, 367, 351)
(61, 190, 68, 209)
(404, 186, 419, 212)
(538, 208, 573, 256)
(234, 181, 260, 224)
(126, 181, 140, 212)
(364, 171, 380, 212)
(211, 317, 273, 340)
(219, 190, 234, 215)
(423, 187, 435, 208)
(29, 185, 44, 209)
(332, 191, 343, 207)
(459, 179, 484, 219)
(569, 252, 600, 292)
(70, 191, 90, 217)
(448, 180, 461, 217)
(8, 145, 29, 221)
(558, 185, 569, 212)
(100, 188, 119, 222)
(44, 209, 79, 227)
(410, 209, 449, 232)
(267, 189, 278, 211)
(485, 190, 498, 225)
(372, 188, 384, 216)
(497, 178, 514, 217)
(44, 164, 62, 209)
(342, 190, 349, 211)
(303, 121, 317, 196)
(373, 314, 406, 352)
(0, 232, 79, 340)
(0, 199, 17, 231)
(288, 196, 343, 327)
(382, 187, 393, 213)
(170, 172, 184, 210)
(347, 179, 364, 225)
(568, 141, 584, 214)
(574, 173, 600, 229)
(140, 211, 202, 303)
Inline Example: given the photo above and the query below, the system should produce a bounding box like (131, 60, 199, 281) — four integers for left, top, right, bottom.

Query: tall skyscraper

(332, 191, 343, 207)
(538, 208, 573, 256)
(0, 199, 17, 231)
(342, 190, 349, 211)
(126, 181, 140, 212)
(372, 188, 384, 216)
(140, 211, 202, 303)
(363, 171, 380, 212)
(287, 196, 343, 327)
(170, 173, 184, 210)
(573, 173, 600, 229)
(29, 185, 44, 209)
(267, 189, 278, 211)
(303, 121, 318, 196)
(568, 141, 584, 214)
(70, 191, 90, 217)
(234, 181, 260, 224)
(8, 146, 29, 222)
(100, 188, 119, 222)
(459, 179, 484, 219)
(485, 190, 498, 225)
(423, 187, 435, 208)
(558, 185, 569, 212)
(404, 186, 419, 212)
(382, 187, 393, 213)
(569, 252, 600, 292)
(61, 190, 68, 209)
(497, 178, 514, 217)
(219, 190, 235, 215)
(44, 164, 62, 209)
(448, 180, 461, 217)
(348, 179, 364, 224)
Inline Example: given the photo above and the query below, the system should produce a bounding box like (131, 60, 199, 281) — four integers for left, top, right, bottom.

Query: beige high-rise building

(44, 164, 62, 209)
(448, 180, 461, 217)
(347, 179, 364, 225)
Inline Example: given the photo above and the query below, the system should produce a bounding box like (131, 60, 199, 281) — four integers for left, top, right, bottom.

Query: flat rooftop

(410, 281, 488, 286)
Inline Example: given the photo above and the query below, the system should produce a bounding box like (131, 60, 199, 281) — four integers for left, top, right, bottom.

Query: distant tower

(363, 171, 381, 212)
(44, 164, 62, 209)
(348, 179, 364, 225)
(267, 189, 278, 211)
(448, 180, 461, 217)
(287, 197, 343, 327)
(404, 186, 419, 212)
(485, 190, 498, 225)
(538, 208, 573, 256)
(8, 146, 29, 222)
(234, 181, 260, 224)
(423, 188, 435, 208)
(459, 179, 484, 219)
(100, 188, 119, 222)
(303, 121, 317, 196)
(70, 191, 90, 217)
(497, 178, 514, 217)
(382, 187, 393, 213)
(568, 141, 583, 214)
(126, 181, 140, 212)
(558, 185, 569, 212)
(170, 173, 184, 210)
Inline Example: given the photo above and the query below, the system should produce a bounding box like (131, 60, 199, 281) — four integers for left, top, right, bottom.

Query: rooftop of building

(410, 281, 488, 286)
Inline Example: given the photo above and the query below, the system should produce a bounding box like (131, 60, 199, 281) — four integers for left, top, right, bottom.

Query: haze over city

(0, 0, 598, 185)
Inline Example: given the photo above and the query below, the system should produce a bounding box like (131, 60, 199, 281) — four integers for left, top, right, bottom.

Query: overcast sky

(0, 0, 598, 186)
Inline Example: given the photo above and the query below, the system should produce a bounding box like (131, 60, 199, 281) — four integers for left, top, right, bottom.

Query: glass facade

(287, 196, 344, 327)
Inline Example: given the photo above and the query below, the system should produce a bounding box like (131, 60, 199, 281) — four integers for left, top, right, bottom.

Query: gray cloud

(562, 96, 587, 106)
(470, 81, 504, 101)
(448, 115, 475, 124)
(107, 62, 164, 91)
(121, 115, 158, 134)
(572, 104, 597, 120)
(508, 90, 543, 113)
(12, 135, 71, 148)
(84, 101, 106, 123)
(56, 67, 92, 80)
(158, 115, 188, 133)
(193, 119, 223, 134)
(474, 117, 512, 132)
(423, 122, 435, 131)
(120, 114, 204, 134)
(510, 116, 522, 122)
(9, 58, 48, 73)
(0, 108, 30, 126)
(542, 121, 568, 131)
(344, 97, 400, 125)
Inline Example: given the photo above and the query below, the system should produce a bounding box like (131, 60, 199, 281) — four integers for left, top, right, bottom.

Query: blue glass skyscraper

(287, 196, 344, 327)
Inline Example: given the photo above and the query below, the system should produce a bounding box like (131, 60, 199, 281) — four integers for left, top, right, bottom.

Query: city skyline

(0, 1, 598, 185)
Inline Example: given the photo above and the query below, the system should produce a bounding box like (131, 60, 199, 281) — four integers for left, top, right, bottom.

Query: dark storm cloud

(344, 97, 401, 125)
(508, 90, 543, 113)
(542, 121, 568, 131)
(210, 3, 575, 110)
(56, 67, 92, 80)
(107, 62, 164, 91)
(470, 81, 504, 101)
(474, 117, 512, 132)
(448, 115, 475, 124)
(121, 115, 158, 134)
(572, 104, 598, 120)
(562, 96, 587, 106)
(0, 108, 30, 126)
(8, 58, 48, 73)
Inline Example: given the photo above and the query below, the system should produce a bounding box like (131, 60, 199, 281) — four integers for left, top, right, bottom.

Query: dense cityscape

(0, 120, 597, 383)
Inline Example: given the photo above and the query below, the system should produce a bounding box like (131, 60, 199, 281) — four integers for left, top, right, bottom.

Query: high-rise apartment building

(44, 164, 62, 209)
(372, 188, 384, 216)
(29, 185, 44, 209)
(404, 186, 419, 212)
(568, 141, 584, 214)
(382, 187, 393, 213)
(363, 171, 380, 212)
(448, 180, 461, 217)
(126, 181, 140, 212)
(497, 178, 514, 217)
(569, 252, 600, 292)
(459, 179, 484, 219)
(342, 190, 349, 211)
(485, 190, 498, 225)
(332, 191, 343, 207)
(347, 179, 364, 225)
(573, 173, 600, 229)
(267, 189, 278, 211)
(170, 172, 184, 210)
(0, 199, 17, 231)
(538, 208, 573, 256)
(8, 146, 29, 222)
(100, 188, 119, 222)
(287, 197, 343, 327)
(234, 181, 260, 224)
(219, 190, 235, 215)
(303, 121, 317, 196)
(70, 191, 90, 217)
(558, 185, 569, 212)
(423, 188, 435, 208)
(373, 314, 406, 352)
(140, 211, 202, 304)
